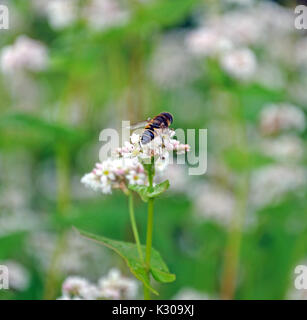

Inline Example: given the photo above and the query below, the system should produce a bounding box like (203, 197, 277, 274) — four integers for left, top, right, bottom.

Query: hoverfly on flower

(129, 112, 174, 145)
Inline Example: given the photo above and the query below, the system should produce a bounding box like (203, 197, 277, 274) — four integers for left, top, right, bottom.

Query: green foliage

(129, 180, 170, 202)
(76, 228, 175, 295)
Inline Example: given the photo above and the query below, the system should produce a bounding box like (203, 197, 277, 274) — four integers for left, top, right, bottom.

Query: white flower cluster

(32, 0, 129, 31)
(194, 183, 235, 227)
(172, 288, 210, 300)
(250, 165, 307, 209)
(81, 157, 145, 194)
(220, 48, 256, 81)
(58, 268, 138, 300)
(185, 2, 293, 81)
(150, 34, 198, 89)
(260, 103, 306, 136)
(0, 36, 48, 75)
(84, 0, 130, 31)
(260, 135, 304, 162)
(0, 260, 30, 291)
(81, 128, 190, 194)
(186, 28, 256, 80)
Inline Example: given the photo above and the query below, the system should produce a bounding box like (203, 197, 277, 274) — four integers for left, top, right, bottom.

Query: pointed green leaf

(128, 180, 170, 202)
(75, 228, 175, 293)
(128, 185, 150, 202)
(151, 267, 176, 283)
(148, 180, 170, 198)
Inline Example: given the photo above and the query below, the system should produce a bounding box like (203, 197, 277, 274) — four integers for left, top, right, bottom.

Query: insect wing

(128, 120, 149, 130)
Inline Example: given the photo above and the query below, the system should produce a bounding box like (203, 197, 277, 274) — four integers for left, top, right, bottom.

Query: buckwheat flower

(130, 133, 140, 144)
(217, 12, 263, 46)
(173, 288, 210, 300)
(150, 34, 198, 89)
(250, 165, 307, 209)
(62, 276, 89, 296)
(156, 164, 189, 193)
(82, 125, 189, 194)
(81, 172, 102, 192)
(126, 171, 146, 185)
(194, 183, 235, 227)
(115, 127, 189, 163)
(1, 261, 30, 291)
(83, 0, 129, 31)
(98, 268, 138, 300)
(255, 62, 285, 90)
(186, 28, 233, 57)
(0, 36, 48, 74)
(260, 135, 304, 162)
(295, 38, 307, 68)
(94, 160, 116, 181)
(100, 175, 112, 194)
(259, 103, 306, 136)
(61, 276, 100, 300)
(222, 0, 255, 6)
(155, 155, 169, 172)
(173, 142, 191, 154)
(46, 0, 78, 29)
(220, 48, 257, 80)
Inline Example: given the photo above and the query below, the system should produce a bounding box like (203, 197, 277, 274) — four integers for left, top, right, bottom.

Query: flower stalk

(128, 191, 144, 263)
(144, 157, 155, 300)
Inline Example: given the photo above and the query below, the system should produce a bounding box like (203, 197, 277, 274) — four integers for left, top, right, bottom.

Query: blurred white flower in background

(214, 11, 263, 46)
(0, 36, 48, 75)
(155, 164, 189, 193)
(186, 1, 294, 85)
(295, 37, 307, 68)
(84, 0, 130, 30)
(255, 1, 293, 37)
(28, 231, 109, 275)
(32, 0, 78, 29)
(1, 261, 30, 291)
(260, 103, 306, 136)
(173, 287, 210, 300)
(255, 62, 285, 90)
(186, 28, 233, 57)
(58, 268, 138, 300)
(0, 210, 42, 237)
(222, 0, 255, 7)
(260, 135, 304, 162)
(150, 33, 198, 89)
(193, 183, 235, 227)
(98, 268, 138, 300)
(60, 276, 99, 300)
(250, 165, 307, 209)
(46, 0, 78, 29)
(220, 48, 257, 80)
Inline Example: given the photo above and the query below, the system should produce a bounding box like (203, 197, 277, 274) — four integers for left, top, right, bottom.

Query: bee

(130, 112, 173, 145)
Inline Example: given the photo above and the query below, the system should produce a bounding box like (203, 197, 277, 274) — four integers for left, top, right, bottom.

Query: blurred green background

(0, 0, 307, 300)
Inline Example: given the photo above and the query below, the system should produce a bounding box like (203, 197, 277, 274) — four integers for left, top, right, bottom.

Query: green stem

(144, 157, 155, 300)
(128, 192, 144, 263)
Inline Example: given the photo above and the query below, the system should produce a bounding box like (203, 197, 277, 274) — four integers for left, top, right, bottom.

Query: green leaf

(75, 228, 176, 294)
(148, 180, 170, 198)
(0, 113, 86, 147)
(151, 267, 176, 283)
(128, 185, 150, 202)
(128, 180, 170, 202)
